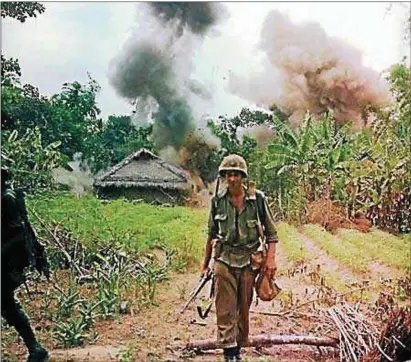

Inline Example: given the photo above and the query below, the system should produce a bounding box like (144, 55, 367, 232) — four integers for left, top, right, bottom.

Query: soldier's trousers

(1, 277, 38, 352)
(214, 261, 256, 349)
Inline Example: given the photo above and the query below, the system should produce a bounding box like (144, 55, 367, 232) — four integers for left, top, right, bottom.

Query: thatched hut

(93, 149, 191, 205)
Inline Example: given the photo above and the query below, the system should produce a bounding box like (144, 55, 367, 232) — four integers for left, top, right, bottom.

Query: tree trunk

(186, 334, 339, 350)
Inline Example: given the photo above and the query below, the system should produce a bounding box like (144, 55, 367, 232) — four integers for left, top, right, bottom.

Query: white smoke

(52, 167, 93, 196)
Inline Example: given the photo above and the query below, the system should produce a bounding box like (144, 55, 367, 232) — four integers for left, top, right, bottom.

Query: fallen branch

(250, 310, 321, 319)
(28, 206, 84, 277)
(185, 334, 339, 351)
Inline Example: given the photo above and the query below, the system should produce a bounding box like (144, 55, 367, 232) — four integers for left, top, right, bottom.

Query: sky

(1, 1, 409, 121)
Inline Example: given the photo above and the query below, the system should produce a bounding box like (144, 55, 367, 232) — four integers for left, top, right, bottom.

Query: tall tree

(1, 2, 45, 22)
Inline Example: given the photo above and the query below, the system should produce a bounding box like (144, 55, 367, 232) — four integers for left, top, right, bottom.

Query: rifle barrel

(180, 273, 212, 314)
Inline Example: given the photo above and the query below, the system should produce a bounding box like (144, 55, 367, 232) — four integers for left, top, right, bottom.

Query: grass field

(2, 191, 407, 362)
(28, 191, 410, 276)
(28, 191, 209, 267)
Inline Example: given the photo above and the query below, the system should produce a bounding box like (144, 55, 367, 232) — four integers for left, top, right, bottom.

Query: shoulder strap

(255, 192, 266, 247)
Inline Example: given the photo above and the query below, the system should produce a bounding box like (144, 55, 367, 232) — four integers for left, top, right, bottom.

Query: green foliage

(54, 283, 84, 319)
(118, 344, 136, 362)
(208, 108, 273, 160)
(51, 281, 101, 348)
(389, 63, 411, 132)
(47, 77, 102, 159)
(1, 128, 62, 191)
(28, 192, 208, 263)
(82, 115, 154, 174)
(1, 54, 21, 84)
(136, 253, 172, 305)
(1, 56, 105, 186)
(1, 2, 45, 22)
(53, 317, 94, 348)
(276, 223, 307, 262)
(1, 57, 51, 131)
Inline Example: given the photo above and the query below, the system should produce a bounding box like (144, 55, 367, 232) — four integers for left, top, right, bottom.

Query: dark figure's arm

(15, 191, 50, 279)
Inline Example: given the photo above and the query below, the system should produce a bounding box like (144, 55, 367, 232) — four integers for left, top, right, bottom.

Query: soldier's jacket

(208, 185, 278, 268)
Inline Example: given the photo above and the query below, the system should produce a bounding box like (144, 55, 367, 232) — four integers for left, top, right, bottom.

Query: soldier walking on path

(1, 154, 50, 362)
(200, 154, 279, 361)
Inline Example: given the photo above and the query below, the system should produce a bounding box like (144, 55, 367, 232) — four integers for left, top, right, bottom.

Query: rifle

(197, 273, 215, 319)
(180, 176, 221, 316)
(180, 268, 213, 314)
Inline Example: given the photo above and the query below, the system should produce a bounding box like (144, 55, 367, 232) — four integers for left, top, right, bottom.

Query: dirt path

(13, 229, 403, 362)
(299, 233, 358, 283)
(298, 229, 406, 296)
(47, 261, 339, 362)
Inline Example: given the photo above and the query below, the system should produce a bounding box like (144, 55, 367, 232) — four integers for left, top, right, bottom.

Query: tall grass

(277, 222, 309, 263)
(28, 191, 209, 267)
(337, 229, 410, 272)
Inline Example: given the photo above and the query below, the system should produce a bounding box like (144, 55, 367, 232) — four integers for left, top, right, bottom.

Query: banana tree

(310, 114, 354, 201)
(263, 114, 323, 221)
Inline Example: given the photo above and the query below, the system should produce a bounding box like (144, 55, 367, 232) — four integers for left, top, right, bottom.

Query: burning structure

(93, 149, 191, 205)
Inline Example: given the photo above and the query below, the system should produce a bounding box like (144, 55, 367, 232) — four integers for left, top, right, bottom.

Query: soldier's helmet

(218, 154, 248, 178)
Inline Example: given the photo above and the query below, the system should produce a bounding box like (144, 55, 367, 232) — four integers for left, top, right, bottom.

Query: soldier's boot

(6, 307, 48, 362)
(223, 347, 238, 362)
(234, 346, 242, 361)
(26, 343, 48, 362)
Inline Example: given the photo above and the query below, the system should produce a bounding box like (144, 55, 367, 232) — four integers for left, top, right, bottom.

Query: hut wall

(96, 186, 188, 205)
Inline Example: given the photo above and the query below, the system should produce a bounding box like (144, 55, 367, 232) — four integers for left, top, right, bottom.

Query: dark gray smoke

(149, 2, 225, 35)
(109, 42, 194, 149)
(108, 2, 226, 151)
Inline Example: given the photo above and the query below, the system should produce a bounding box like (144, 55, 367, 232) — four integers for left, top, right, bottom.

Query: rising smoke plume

(229, 10, 390, 128)
(150, 2, 224, 36)
(238, 125, 275, 149)
(109, 2, 226, 152)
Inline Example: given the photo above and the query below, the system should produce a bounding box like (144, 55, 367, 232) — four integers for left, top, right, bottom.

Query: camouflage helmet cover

(218, 154, 248, 178)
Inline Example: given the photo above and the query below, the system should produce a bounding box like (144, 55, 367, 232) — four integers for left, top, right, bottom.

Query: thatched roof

(93, 149, 189, 190)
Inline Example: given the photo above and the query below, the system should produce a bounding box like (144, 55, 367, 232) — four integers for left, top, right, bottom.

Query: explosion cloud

(229, 10, 390, 128)
(149, 2, 224, 36)
(108, 2, 226, 151)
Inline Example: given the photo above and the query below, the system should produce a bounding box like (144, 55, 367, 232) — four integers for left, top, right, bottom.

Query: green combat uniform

(1, 164, 49, 362)
(208, 185, 278, 349)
